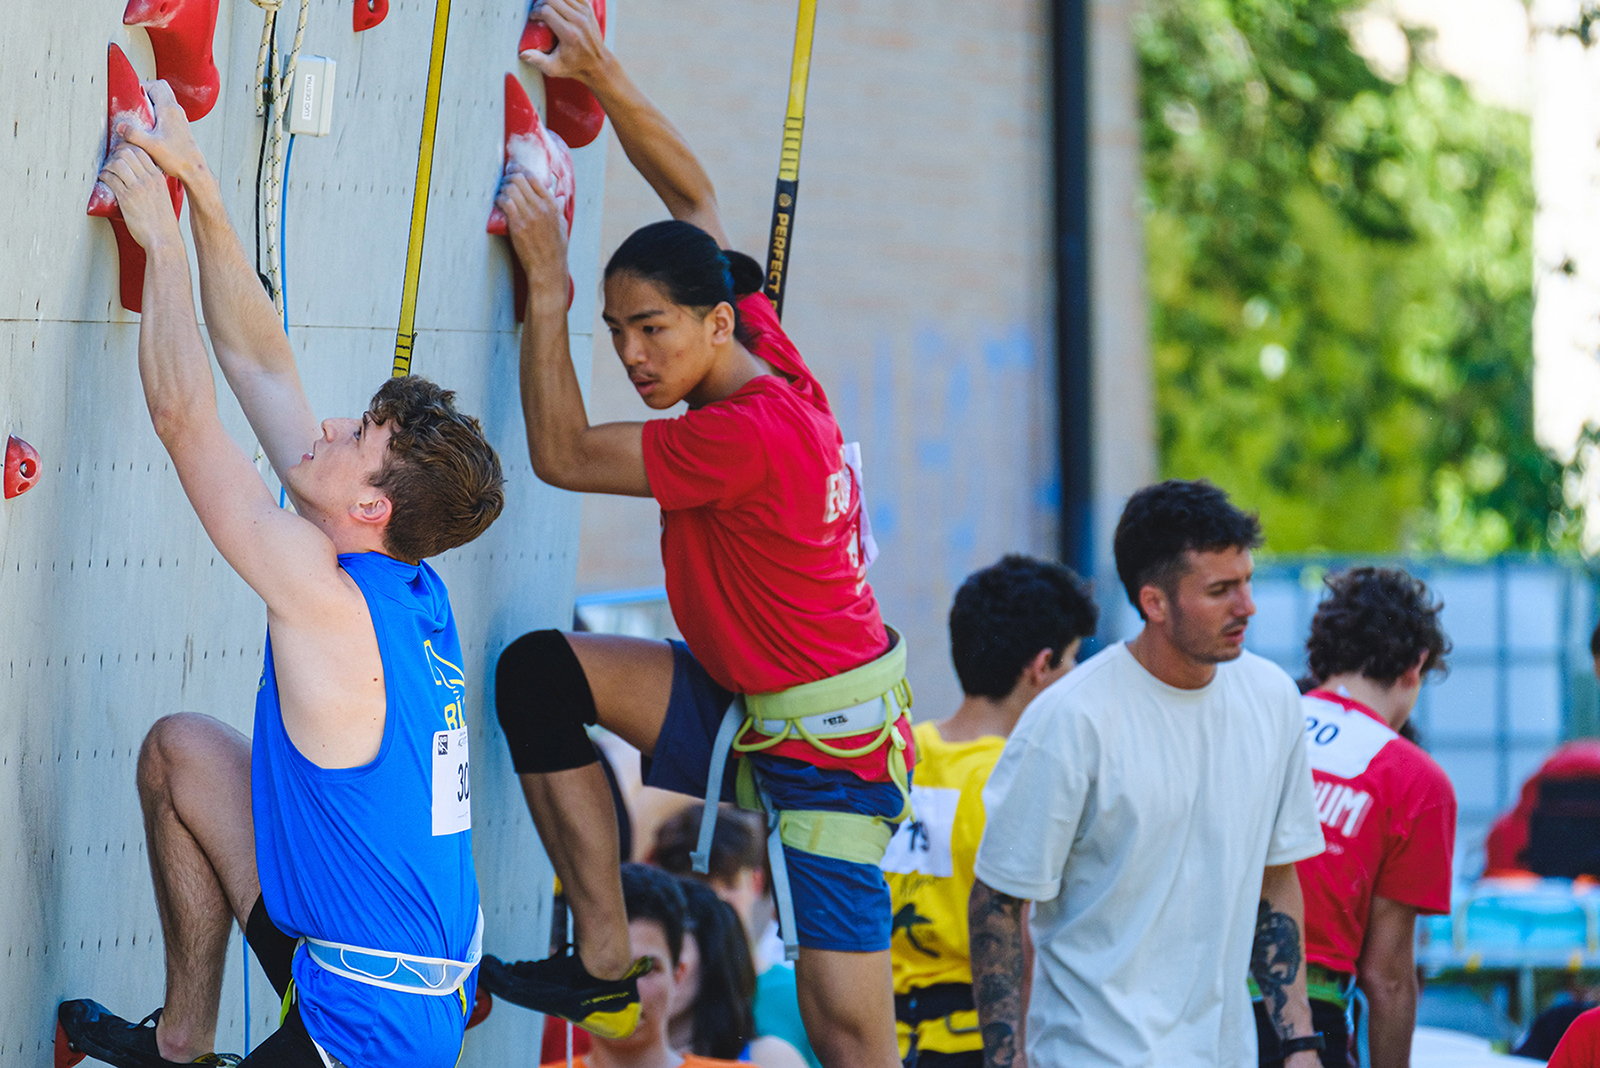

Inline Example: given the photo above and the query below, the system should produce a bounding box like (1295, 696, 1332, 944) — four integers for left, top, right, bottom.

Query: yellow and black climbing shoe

(57, 1001, 242, 1068)
(479, 953, 651, 1039)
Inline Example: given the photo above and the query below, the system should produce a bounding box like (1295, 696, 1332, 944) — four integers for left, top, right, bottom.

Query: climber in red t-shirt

(476, 4, 911, 1066)
(1255, 567, 1456, 1068)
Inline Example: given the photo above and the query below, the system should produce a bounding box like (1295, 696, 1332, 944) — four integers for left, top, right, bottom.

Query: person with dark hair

(58, 88, 504, 1068)
(655, 805, 820, 1068)
(971, 480, 1325, 1068)
(542, 864, 745, 1068)
(671, 879, 807, 1068)
(879, 555, 1096, 1068)
(1257, 567, 1455, 1068)
(483, 2, 912, 1064)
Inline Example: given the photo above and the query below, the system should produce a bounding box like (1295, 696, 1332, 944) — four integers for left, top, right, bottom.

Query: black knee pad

(495, 629, 599, 774)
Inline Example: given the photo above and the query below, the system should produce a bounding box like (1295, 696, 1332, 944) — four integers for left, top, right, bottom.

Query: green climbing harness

(693, 628, 913, 960)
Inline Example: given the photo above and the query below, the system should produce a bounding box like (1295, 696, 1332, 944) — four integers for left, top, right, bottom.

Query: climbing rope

(248, 0, 310, 318)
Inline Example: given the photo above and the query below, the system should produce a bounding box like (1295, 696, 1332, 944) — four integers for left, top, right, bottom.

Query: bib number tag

(432, 729, 471, 836)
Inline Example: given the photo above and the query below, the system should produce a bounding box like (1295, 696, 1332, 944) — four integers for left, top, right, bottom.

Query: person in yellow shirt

(880, 555, 1098, 1067)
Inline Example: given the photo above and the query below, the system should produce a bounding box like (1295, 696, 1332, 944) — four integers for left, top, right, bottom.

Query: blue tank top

(252, 552, 480, 1067)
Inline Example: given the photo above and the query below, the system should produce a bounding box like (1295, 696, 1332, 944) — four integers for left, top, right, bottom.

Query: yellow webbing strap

(392, 0, 453, 378)
(777, 809, 894, 865)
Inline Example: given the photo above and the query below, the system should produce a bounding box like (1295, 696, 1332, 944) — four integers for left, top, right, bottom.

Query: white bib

(431, 728, 471, 836)
(880, 784, 960, 877)
(1302, 694, 1395, 781)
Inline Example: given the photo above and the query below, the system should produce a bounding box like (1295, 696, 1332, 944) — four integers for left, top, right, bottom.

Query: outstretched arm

(1356, 896, 1420, 1068)
(98, 145, 343, 615)
(524, 0, 729, 246)
(1252, 864, 1322, 1068)
(497, 174, 651, 496)
(970, 879, 1029, 1068)
(120, 82, 319, 487)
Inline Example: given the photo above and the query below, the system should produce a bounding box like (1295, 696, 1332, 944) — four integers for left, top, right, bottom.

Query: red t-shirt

(641, 291, 906, 779)
(1549, 1006, 1600, 1068)
(1485, 741, 1600, 873)
(1297, 691, 1456, 975)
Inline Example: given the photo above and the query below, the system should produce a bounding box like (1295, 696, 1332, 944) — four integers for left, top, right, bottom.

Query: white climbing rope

(248, 0, 309, 317)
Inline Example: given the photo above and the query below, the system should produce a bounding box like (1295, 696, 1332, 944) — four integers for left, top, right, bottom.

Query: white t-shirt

(973, 642, 1324, 1068)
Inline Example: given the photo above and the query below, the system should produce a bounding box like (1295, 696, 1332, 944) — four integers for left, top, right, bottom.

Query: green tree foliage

(1136, 0, 1559, 556)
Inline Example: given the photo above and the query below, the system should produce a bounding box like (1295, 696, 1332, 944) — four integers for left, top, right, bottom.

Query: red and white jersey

(642, 291, 906, 780)
(1297, 690, 1456, 974)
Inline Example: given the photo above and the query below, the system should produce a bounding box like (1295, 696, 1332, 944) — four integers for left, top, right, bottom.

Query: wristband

(1280, 1032, 1326, 1055)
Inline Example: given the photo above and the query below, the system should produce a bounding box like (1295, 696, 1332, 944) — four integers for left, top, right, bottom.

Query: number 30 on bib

(432, 728, 471, 836)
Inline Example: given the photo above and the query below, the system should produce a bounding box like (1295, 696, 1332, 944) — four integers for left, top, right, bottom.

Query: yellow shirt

(880, 720, 1006, 1057)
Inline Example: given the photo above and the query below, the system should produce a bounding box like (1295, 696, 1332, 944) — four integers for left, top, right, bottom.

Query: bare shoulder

(265, 567, 387, 769)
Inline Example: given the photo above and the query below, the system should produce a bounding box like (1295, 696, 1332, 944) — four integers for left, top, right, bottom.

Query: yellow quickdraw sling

(692, 628, 913, 960)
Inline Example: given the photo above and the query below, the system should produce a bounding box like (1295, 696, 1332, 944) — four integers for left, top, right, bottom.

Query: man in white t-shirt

(970, 479, 1326, 1068)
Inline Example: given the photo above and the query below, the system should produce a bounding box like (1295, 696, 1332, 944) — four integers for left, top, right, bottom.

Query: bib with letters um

(252, 552, 480, 1067)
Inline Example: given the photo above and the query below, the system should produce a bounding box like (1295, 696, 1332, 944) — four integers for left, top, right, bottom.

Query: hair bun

(723, 250, 765, 298)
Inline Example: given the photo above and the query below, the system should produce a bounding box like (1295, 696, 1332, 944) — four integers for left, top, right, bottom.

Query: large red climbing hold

(122, 0, 221, 121)
(4, 436, 39, 501)
(519, 0, 608, 148)
(353, 0, 388, 32)
(88, 45, 185, 314)
(488, 74, 577, 321)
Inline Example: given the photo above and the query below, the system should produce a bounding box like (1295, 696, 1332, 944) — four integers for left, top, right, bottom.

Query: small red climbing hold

(466, 987, 493, 1030)
(54, 1020, 84, 1068)
(5, 436, 40, 501)
(354, 0, 388, 32)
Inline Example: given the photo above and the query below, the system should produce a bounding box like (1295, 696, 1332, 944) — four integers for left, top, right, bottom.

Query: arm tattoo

(1250, 899, 1303, 1038)
(970, 880, 1027, 1068)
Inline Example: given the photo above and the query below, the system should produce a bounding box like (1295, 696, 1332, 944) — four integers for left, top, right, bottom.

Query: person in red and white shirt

(477, 3, 907, 1065)
(1255, 567, 1455, 1068)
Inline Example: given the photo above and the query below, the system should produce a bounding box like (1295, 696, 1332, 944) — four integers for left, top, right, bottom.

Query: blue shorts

(645, 640, 899, 953)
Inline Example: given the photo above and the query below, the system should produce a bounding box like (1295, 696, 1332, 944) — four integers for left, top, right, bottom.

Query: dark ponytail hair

(605, 220, 763, 346)
(677, 878, 758, 1060)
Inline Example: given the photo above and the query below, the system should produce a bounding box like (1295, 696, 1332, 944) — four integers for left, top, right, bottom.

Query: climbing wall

(0, 1, 605, 1062)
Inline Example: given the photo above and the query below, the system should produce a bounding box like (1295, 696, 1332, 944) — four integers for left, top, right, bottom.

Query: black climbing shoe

(57, 1001, 241, 1068)
(479, 953, 650, 1039)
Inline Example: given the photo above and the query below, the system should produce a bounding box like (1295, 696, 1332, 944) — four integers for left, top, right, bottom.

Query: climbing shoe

(479, 953, 650, 1039)
(57, 1002, 242, 1068)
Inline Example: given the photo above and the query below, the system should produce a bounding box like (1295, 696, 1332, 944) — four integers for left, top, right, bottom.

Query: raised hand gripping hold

(98, 144, 184, 255)
(520, 0, 609, 148)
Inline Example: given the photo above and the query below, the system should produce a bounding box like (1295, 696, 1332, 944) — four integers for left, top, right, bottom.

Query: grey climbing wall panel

(0, 0, 600, 1061)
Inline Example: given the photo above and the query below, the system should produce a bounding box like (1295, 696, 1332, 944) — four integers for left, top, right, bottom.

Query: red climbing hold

(122, 0, 221, 121)
(4, 437, 39, 501)
(88, 45, 185, 314)
(519, 0, 608, 148)
(488, 74, 577, 321)
(354, 0, 388, 32)
(54, 1021, 85, 1068)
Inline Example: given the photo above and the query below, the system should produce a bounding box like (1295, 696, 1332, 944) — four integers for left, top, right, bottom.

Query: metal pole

(1054, 0, 1093, 580)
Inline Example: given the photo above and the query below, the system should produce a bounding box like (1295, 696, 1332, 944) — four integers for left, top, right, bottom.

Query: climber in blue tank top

(57, 88, 507, 1068)
(253, 552, 484, 1065)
